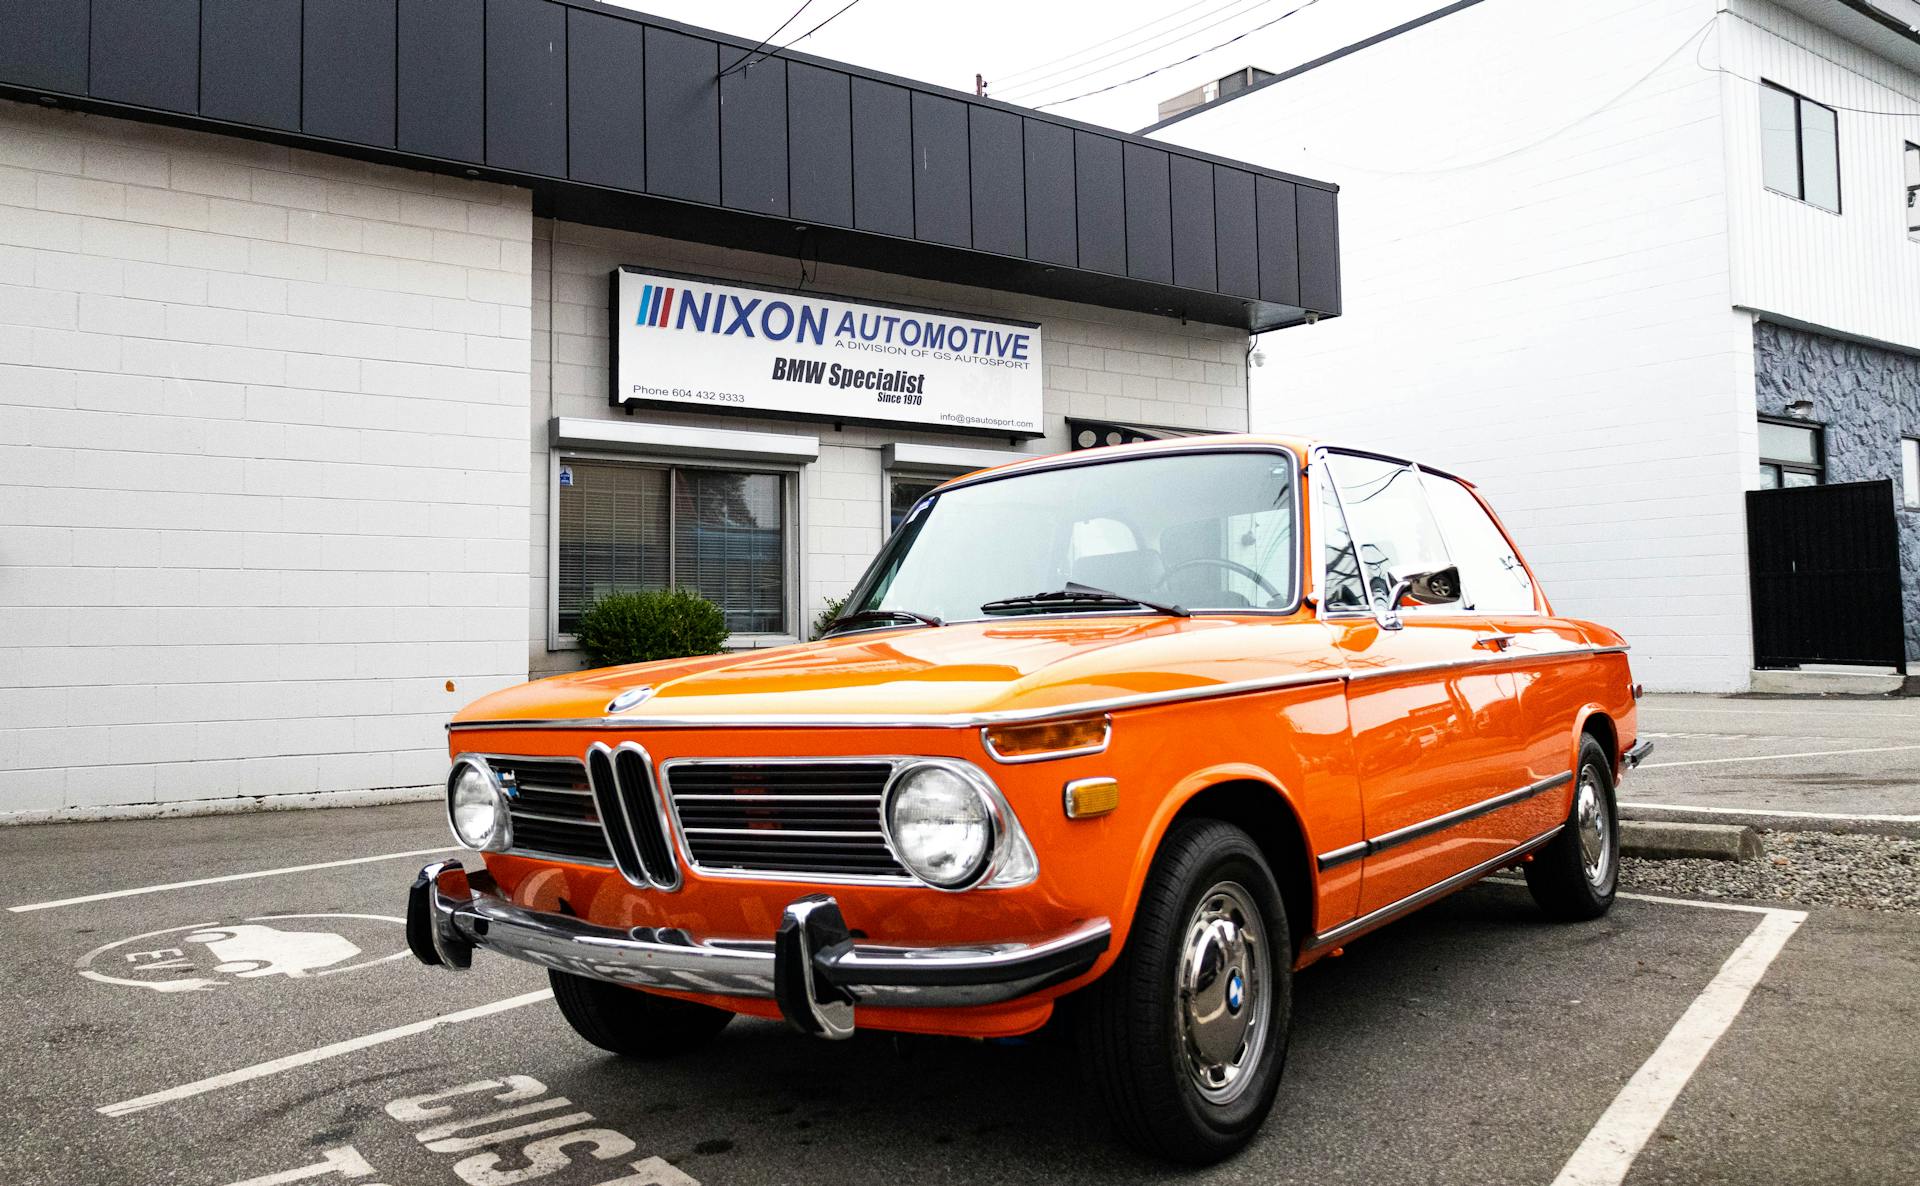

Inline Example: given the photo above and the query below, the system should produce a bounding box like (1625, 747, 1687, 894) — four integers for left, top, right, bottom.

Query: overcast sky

(605, 0, 1440, 133)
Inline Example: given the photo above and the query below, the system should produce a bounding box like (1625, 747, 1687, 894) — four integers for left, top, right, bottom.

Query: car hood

(454, 616, 1339, 725)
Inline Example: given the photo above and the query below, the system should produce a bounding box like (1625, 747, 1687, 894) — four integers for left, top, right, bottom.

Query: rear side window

(1424, 477, 1537, 613)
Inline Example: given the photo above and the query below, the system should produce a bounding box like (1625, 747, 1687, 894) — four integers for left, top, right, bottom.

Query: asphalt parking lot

(3, 775, 1916, 1186)
(1626, 694, 1920, 827)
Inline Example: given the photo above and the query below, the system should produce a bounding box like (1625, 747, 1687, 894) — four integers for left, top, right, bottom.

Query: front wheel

(1525, 734, 1620, 921)
(1075, 819, 1292, 1165)
(549, 970, 733, 1058)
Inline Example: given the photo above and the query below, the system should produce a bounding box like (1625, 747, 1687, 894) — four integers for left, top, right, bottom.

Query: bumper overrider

(407, 860, 1112, 1039)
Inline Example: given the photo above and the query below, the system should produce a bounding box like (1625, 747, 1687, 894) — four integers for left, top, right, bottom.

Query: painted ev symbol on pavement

(76, 913, 410, 993)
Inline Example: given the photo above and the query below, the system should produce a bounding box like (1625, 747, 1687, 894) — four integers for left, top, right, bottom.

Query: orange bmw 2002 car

(407, 435, 1648, 1163)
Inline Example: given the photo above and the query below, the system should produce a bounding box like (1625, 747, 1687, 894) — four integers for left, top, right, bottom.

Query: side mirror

(1392, 565, 1462, 608)
(1373, 565, 1461, 630)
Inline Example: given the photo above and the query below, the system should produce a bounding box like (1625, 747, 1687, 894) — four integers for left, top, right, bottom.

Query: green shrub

(812, 593, 849, 641)
(574, 588, 729, 668)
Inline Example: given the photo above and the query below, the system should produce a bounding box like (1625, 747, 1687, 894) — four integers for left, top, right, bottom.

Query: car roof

(935, 433, 1476, 492)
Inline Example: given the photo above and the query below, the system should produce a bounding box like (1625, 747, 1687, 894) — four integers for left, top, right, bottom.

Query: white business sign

(611, 268, 1044, 437)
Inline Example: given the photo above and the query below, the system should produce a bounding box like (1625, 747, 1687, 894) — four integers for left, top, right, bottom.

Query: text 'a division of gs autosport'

(407, 434, 1648, 1164)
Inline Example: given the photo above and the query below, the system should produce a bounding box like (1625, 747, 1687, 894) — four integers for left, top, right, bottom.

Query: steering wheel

(1158, 557, 1285, 602)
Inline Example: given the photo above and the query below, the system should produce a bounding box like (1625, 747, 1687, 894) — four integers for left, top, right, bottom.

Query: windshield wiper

(980, 582, 1189, 618)
(824, 608, 945, 635)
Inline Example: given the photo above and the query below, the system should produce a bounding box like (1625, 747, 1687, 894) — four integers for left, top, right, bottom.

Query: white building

(0, 2, 1338, 819)
(1154, 0, 1920, 691)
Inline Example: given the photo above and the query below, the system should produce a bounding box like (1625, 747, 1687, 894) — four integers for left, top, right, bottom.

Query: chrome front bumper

(407, 861, 1111, 1039)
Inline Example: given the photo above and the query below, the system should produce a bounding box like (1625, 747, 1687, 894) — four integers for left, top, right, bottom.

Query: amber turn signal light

(1063, 777, 1120, 819)
(982, 715, 1111, 762)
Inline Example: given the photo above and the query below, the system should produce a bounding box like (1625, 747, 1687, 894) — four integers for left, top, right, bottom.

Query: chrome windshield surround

(978, 715, 1113, 764)
(657, 755, 1038, 892)
(841, 442, 1308, 625)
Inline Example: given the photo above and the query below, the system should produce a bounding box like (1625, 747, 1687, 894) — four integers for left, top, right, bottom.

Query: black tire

(1526, 734, 1620, 921)
(549, 970, 733, 1058)
(1075, 818, 1292, 1165)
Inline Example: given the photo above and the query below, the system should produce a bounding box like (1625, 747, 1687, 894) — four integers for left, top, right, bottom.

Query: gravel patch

(1622, 830, 1920, 913)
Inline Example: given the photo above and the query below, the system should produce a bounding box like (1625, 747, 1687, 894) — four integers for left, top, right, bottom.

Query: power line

(1032, 0, 1325, 110)
(995, 0, 1267, 94)
(994, 0, 1233, 85)
(719, 0, 866, 79)
(717, 0, 817, 78)
(1002, 0, 1280, 102)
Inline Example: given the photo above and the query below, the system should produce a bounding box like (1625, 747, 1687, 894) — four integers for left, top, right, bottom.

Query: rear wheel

(1076, 819, 1292, 1165)
(549, 970, 733, 1058)
(1526, 734, 1619, 921)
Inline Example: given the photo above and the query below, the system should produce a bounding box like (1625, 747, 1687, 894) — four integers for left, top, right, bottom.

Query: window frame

(1905, 142, 1919, 238)
(1901, 436, 1919, 510)
(547, 448, 806, 652)
(1311, 446, 1510, 621)
(1756, 414, 1825, 490)
(1415, 468, 1545, 616)
(882, 470, 948, 537)
(1760, 81, 1842, 214)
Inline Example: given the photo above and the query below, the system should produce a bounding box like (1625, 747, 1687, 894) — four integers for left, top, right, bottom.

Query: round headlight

(447, 760, 508, 852)
(886, 763, 996, 889)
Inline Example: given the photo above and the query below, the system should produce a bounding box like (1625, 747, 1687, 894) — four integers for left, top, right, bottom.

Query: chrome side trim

(1315, 841, 1368, 871)
(446, 647, 1632, 733)
(1308, 825, 1566, 952)
(447, 670, 1350, 732)
(979, 716, 1112, 764)
(1314, 771, 1572, 871)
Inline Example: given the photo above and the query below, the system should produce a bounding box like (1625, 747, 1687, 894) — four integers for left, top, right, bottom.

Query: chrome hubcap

(1576, 768, 1610, 887)
(1177, 881, 1267, 1104)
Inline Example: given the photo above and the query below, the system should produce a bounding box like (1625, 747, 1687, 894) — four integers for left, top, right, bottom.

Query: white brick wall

(528, 219, 1246, 676)
(0, 104, 532, 816)
(1159, 0, 1759, 691)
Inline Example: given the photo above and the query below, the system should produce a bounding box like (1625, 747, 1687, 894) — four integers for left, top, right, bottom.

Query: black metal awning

(0, 0, 1339, 333)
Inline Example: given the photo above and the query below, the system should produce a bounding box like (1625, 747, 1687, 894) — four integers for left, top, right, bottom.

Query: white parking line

(1622, 802, 1920, 824)
(1551, 905, 1806, 1186)
(1645, 704, 1918, 720)
(96, 989, 554, 1118)
(8, 847, 458, 913)
(1640, 743, 1920, 770)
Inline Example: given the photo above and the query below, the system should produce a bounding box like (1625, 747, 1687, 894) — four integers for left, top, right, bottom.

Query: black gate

(1746, 479, 1906, 673)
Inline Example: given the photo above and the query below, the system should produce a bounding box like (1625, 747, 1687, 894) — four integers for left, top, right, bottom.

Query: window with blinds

(557, 458, 788, 637)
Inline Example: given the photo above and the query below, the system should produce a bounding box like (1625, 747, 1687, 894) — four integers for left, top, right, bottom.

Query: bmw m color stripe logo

(635, 283, 676, 328)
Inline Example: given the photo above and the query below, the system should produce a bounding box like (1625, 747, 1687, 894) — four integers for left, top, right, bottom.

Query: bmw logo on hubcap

(1226, 971, 1245, 1013)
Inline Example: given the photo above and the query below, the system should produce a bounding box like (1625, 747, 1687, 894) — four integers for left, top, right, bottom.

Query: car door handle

(1473, 632, 1516, 651)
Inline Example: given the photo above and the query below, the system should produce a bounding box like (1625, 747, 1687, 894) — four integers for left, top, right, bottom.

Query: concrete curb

(1621, 803, 1920, 839)
(0, 784, 439, 827)
(1620, 819, 1763, 862)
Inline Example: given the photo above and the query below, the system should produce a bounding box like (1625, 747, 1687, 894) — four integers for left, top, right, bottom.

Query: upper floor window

(1760, 82, 1840, 213)
(1906, 143, 1919, 236)
(1757, 417, 1823, 489)
(1902, 437, 1918, 509)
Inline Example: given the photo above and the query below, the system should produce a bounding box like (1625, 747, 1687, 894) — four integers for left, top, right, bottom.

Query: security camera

(1304, 311, 1320, 325)
(1249, 348, 1268, 368)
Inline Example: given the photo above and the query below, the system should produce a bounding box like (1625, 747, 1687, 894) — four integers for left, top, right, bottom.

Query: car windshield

(844, 450, 1298, 624)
